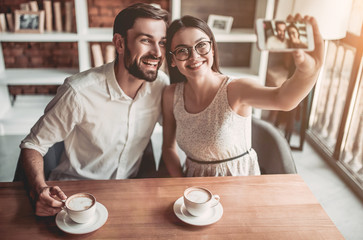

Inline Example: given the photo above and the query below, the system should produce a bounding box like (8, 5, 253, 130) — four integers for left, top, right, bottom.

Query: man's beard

(124, 43, 161, 82)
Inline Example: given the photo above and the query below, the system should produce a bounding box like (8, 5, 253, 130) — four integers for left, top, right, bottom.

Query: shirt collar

(106, 61, 153, 101)
(135, 80, 152, 100)
(106, 61, 131, 101)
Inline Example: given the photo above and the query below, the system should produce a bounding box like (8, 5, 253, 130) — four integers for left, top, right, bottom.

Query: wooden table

(0, 174, 343, 239)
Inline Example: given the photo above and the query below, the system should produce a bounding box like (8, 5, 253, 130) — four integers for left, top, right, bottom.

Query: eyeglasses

(169, 41, 212, 61)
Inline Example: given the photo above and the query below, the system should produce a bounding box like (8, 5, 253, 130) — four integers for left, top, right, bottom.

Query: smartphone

(256, 19, 314, 52)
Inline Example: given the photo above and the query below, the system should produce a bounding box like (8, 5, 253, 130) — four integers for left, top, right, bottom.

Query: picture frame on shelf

(207, 14, 234, 34)
(14, 10, 45, 33)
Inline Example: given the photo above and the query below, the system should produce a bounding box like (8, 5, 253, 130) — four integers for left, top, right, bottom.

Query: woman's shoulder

(163, 83, 178, 99)
(164, 83, 178, 93)
(163, 83, 181, 110)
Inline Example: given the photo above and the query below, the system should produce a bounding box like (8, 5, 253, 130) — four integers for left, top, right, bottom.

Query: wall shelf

(84, 28, 113, 42)
(0, 68, 78, 85)
(214, 29, 257, 42)
(0, 0, 274, 84)
(0, 32, 79, 42)
(0, 0, 274, 134)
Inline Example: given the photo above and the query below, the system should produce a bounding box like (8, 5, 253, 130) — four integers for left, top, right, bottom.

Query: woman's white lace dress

(173, 78, 261, 177)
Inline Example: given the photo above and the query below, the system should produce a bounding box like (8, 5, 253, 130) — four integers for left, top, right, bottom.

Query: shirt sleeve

(19, 80, 83, 156)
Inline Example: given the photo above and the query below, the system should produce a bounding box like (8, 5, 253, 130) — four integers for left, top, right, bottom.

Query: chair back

(13, 141, 64, 182)
(252, 117, 297, 174)
(13, 141, 156, 181)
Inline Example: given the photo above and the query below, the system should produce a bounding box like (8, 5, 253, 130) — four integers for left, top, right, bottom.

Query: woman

(162, 14, 323, 177)
(287, 23, 308, 49)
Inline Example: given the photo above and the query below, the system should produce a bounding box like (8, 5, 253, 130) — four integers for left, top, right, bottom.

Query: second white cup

(183, 186, 220, 217)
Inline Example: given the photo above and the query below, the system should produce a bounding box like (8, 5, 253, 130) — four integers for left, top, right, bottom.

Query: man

(266, 21, 288, 49)
(19, 3, 169, 216)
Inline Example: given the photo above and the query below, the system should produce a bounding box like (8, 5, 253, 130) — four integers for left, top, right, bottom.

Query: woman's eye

(197, 42, 206, 48)
(177, 48, 188, 54)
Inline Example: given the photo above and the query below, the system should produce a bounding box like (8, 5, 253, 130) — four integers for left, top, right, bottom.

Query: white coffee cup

(62, 193, 96, 223)
(183, 186, 220, 217)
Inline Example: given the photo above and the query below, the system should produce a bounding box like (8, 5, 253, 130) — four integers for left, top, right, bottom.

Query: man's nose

(151, 43, 163, 58)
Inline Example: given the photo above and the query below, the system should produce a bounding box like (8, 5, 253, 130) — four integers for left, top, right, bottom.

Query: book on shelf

(29, 1, 39, 11)
(53, 1, 62, 32)
(43, 0, 53, 32)
(6, 13, 14, 32)
(92, 44, 104, 67)
(105, 45, 115, 63)
(65, 1, 73, 32)
(38, 10, 45, 33)
(0, 13, 6, 32)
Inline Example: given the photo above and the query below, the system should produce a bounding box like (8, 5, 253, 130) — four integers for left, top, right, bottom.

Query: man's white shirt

(266, 35, 288, 49)
(20, 61, 169, 180)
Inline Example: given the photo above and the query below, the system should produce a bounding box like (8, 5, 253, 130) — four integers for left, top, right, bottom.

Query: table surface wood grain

(0, 174, 343, 239)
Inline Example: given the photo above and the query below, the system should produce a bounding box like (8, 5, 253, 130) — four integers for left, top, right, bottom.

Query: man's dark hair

(275, 21, 286, 28)
(113, 3, 169, 37)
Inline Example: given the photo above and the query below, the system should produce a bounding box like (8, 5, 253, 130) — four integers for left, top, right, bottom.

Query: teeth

(143, 60, 158, 67)
(190, 62, 203, 68)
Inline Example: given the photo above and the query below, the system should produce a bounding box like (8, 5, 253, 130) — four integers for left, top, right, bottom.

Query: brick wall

(88, 0, 169, 27)
(2, 42, 79, 68)
(8, 85, 59, 96)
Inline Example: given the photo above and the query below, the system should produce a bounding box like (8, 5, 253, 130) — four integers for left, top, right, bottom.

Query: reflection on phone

(264, 20, 308, 50)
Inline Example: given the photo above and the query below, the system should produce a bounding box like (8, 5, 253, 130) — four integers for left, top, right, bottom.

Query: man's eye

(141, 39, 151, 43)
(159, 41, 166, 47)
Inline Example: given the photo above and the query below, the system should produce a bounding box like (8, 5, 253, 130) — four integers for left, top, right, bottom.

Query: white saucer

(173, 196, 223, 226)
(56, 202, 108, 234)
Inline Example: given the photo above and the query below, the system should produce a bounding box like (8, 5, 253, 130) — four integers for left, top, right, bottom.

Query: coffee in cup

(183, 187, 220, 217)
(63, 193, 96, 223)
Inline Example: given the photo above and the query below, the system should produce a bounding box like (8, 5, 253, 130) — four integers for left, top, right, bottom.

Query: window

(308, 0, 363, 193)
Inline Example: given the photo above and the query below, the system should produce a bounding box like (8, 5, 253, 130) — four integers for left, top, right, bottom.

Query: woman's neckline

(182, 76, 228, 115)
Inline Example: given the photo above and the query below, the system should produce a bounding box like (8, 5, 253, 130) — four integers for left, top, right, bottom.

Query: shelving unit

(0, 0, 274, 135)
(0, 1, 114, 85)
(0, 0, 95, 135)
(0, 0, 274, 84)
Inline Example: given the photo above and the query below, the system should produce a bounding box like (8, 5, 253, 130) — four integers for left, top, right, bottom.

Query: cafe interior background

(0, 0, 362, 237)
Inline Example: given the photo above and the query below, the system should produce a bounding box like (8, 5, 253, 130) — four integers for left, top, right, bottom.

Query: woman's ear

(171, 57, 177, 67)
(113, 33, 125, 56)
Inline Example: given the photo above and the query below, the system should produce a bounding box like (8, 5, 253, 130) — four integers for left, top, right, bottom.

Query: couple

(19, 3, 324, 216)
(267, 21, 307, 49)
